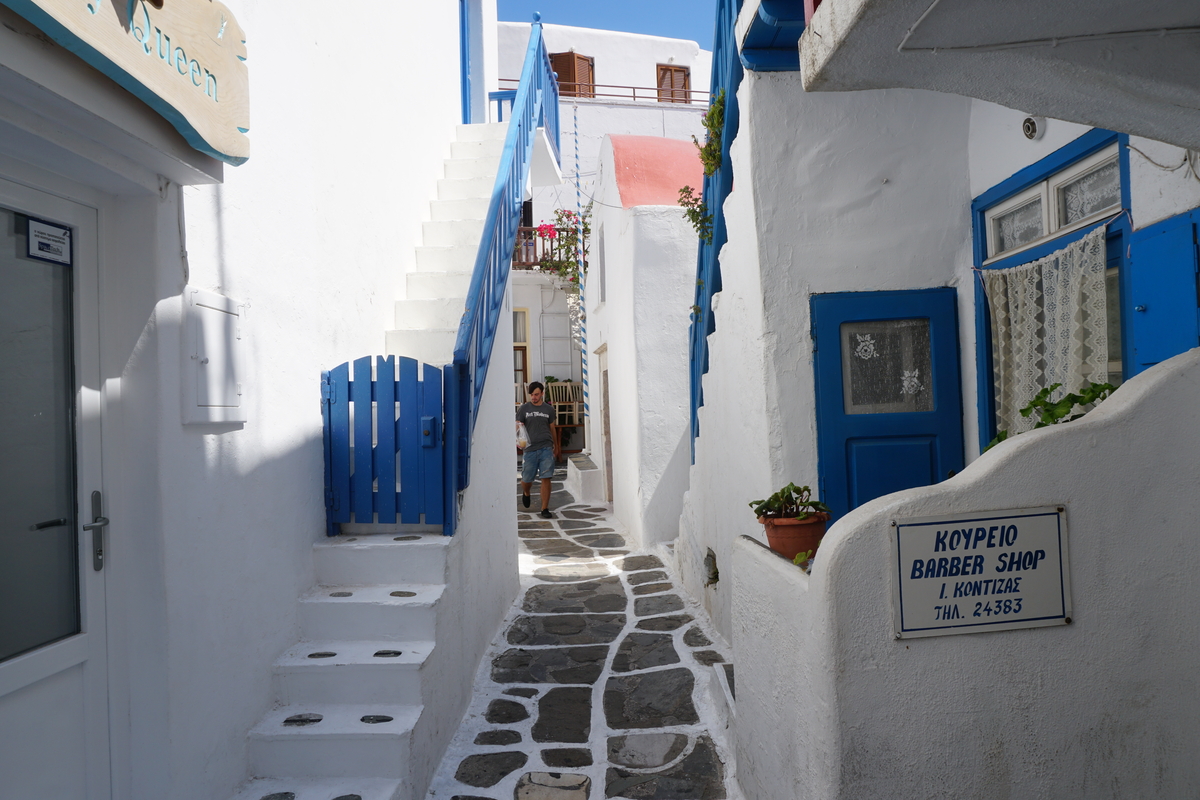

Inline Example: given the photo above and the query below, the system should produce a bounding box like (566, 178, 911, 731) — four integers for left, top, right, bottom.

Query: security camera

(1022, 116, 1046, 141)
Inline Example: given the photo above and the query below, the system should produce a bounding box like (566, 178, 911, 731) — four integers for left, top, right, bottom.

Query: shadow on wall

(638, 427, 691, 549)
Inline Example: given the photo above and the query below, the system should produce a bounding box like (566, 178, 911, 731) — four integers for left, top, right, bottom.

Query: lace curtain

(982, 226, 1108, 435)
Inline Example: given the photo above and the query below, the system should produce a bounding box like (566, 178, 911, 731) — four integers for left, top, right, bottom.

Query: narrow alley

(424, 465, 736, 800)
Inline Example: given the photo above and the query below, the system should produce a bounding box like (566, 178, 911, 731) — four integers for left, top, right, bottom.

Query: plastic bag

(516, 422, 529, 449)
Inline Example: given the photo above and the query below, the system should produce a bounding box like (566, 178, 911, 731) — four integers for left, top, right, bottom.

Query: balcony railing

(498, 77, 709, 105)
(512, 226, 587, 270)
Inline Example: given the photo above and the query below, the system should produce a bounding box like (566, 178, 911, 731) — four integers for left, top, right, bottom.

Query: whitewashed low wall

(410, 288, 521, 797)
(732, 347, 1200, 799)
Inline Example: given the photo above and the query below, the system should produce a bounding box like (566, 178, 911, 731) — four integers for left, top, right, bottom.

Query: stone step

(451, 137, 506, 160)
(442, 156, 501, 182)
(405, 270, 472, 301)
(314, 533, 450, 586)
(422, 218, 486, 248)
(248, 704, 421, 779)
(383, 328, 457, 366)
(299, 584, 442, 641)
(429, 196, 492, 222)
(394, 298, 464, 331)
(437, 175, 496, 201)
(274, 640, 433, 706)
(415, 244, 478, 273)
(229, 777, 404, 800)
(455, 122, 508, 142)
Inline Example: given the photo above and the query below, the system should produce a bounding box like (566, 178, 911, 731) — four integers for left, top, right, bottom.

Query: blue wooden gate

(322, 356, 450, 536)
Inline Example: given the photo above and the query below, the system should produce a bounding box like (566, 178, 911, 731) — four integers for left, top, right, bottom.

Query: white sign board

(891, 507, 1072, 639)
(27, 217, 72, 265)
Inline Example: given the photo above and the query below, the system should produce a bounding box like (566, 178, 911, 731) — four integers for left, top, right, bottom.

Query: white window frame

(984, 144, 1120, 264)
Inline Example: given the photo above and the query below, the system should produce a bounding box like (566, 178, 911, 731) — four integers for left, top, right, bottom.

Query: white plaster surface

(498, 22, 709, 228)
(678, 71, 975, 643)
(967, 100, 1093, 200)
(0, 1, 511, 798)
(1127, 136, 1200, 230)
(733, 348, 1200, 799)
(587, 158, 695, 549)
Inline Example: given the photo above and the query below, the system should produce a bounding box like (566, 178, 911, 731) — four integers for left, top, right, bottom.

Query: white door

(0, 179, 110, 799)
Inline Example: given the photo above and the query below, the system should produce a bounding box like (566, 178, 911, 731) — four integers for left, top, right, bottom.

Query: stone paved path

(424, 468, 735, 800)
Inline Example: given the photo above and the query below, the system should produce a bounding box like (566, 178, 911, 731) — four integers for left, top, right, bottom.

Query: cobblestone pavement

(424, 468, 736, 800)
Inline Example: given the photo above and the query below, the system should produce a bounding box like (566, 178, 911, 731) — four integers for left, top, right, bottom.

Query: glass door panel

(0, 208, 79, 663)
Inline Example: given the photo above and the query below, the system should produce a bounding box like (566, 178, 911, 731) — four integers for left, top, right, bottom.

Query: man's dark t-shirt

(517, 401, 556, 453)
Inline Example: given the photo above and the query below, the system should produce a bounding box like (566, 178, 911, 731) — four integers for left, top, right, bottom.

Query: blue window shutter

(1129, 215, 1200, 375)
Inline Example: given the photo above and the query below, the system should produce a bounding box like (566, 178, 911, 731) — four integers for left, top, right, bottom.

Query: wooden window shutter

(550, 52, 594, 97)
(657, 65, 690, 103)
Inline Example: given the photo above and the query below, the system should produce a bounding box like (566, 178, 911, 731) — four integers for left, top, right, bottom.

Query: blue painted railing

(322, 357, 447, 536)
(321, 21, 559, 537)
(450, 18, 560, 498)
(689, 0, 744, 461)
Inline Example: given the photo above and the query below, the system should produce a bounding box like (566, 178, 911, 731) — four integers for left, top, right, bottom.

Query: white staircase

(385, 122, 508, 365)
(229, 532, 450, 800)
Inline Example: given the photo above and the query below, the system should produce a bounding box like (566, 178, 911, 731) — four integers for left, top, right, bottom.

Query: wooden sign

(2, 0, 249, 165)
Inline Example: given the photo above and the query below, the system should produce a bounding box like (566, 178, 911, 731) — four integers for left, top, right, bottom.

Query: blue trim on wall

(970, 129, 1130, 450)
(739, 0, 805, 72)
(459, 0, 473, 125)
(2, 0, 247, 165)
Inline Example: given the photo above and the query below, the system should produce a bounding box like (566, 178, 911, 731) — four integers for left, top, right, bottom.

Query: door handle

(29, 518, 68, 531)
(86, 491, 107, 571)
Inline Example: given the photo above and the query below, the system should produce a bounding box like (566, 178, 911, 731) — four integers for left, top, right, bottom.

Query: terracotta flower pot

(759, 513, 831, 563)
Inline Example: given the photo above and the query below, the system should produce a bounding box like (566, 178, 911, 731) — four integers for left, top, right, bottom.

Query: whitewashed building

(580, 134, 702, 548)
(499, 22, 710, 413)
(671, 0, 1200, 797)
(0, 1, 536, 798)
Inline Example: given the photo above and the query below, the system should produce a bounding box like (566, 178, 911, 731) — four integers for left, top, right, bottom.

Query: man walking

(517, 381, 558, 518)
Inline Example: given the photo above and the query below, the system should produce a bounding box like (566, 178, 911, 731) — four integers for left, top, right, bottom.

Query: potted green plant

(748, 483, 832, 568)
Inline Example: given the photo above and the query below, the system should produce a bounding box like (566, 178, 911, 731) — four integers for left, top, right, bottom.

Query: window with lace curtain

(976, 139, 1127, 441)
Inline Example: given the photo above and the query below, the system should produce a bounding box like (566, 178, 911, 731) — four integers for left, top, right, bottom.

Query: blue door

(1128, 213, 1200, 376)
(812, 288, 965, 519)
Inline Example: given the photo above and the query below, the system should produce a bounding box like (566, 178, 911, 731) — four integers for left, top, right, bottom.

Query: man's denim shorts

(521, 446, 556, 483)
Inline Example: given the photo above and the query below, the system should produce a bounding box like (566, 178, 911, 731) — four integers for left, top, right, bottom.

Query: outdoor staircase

(385, 122, 509, 365)
(229, 531, 450, 800)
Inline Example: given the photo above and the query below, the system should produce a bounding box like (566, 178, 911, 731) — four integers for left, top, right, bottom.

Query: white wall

(586, 152, 695, 548)
(512, 271, 581, 385)
(677, 71, 974, 641)
(0, 0, 501, 797)
(498, 22, 710, 97)
(498, 22, 709, 228)
(733, 347, 1200, 799)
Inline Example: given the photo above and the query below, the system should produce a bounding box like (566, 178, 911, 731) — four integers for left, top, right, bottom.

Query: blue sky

(497, 0, 718, 50)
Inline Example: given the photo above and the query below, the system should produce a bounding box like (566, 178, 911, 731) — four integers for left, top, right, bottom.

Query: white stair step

(314, 533, 450, 585)
(405, 270, 472, 300)
(451, 137, 506, 160)
(383, 329, 457, 366)
(455, 122, 508, 142)
(442, 156, 501, 181)
(415, 245, 478, 272)
(249, 704, 421, 779)
(229, 777, 404, 800)
(430, 196, 492, 222)
(275, 640, 433, 706)
(422, 218, 485, 248)
(437, 175, 496, 200)
(299, 584, 441, 641)
(394, 297, 464, 330)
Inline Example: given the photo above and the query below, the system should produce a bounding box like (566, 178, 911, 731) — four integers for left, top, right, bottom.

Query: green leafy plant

(693, 89, 726, 177)
(984, 381, 1117, 452)
(748, 483, 831, 520)
(792, 549, 815, 567)
(533, 207, 591, 282)
(679, 185, 712, 244)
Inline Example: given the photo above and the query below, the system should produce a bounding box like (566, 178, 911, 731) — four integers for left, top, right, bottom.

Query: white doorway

(0, 179, 110, 799)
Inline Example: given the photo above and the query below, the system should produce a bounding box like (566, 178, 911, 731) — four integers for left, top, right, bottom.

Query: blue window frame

(970, 129, 1132, 451)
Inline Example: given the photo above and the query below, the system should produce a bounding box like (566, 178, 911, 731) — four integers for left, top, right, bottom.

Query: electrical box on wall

(183, 287, 247, 424)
